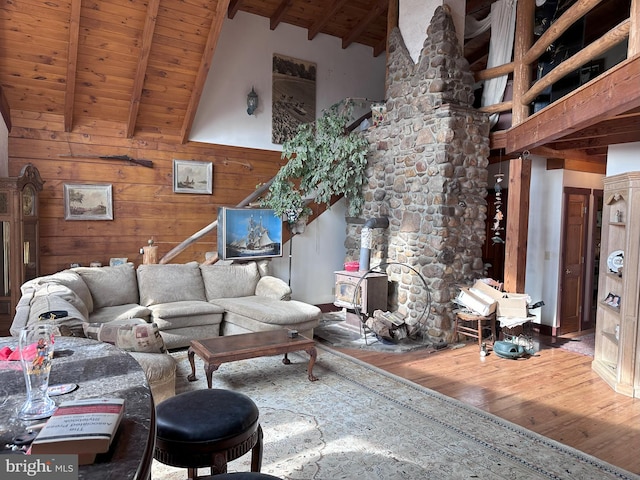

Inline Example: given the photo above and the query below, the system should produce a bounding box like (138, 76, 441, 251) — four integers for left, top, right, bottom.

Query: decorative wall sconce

(246, 87, 258, 115)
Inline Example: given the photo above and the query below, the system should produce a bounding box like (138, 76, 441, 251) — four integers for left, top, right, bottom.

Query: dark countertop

(0, 336, 154, 480)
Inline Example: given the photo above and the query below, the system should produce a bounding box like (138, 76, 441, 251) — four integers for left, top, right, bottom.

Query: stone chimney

(345, 6, 491, 343)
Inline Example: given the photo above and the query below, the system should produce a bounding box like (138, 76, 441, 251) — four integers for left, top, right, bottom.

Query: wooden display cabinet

(592, 172, 640, 397)
(0, 164, 44, 335)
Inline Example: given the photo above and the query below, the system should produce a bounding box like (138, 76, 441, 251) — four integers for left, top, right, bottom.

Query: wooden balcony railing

(476, 0, 638, 135)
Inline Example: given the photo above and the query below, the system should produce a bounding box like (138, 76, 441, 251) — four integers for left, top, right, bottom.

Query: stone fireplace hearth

(345, 6, 491, 344)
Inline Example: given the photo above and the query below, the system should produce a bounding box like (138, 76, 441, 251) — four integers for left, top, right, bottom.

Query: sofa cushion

(83, 318, 167, 354)
(209, 296, 320, 326)
(27, 295, 88, 337)
(33, 271, 94, 313)
(255, 276, 292, 300)
(137, 262, 206, 306)
(89, 304, 152, 324)
(73, 263, 139, 308)
(200, 262, 261, 300)
(149, 301, 224, 330)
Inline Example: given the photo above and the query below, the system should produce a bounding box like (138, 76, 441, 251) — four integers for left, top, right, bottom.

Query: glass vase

(18, 323, 57, 420)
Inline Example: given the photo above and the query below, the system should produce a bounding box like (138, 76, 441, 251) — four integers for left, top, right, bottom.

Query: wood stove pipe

(358, 217, 389, 271)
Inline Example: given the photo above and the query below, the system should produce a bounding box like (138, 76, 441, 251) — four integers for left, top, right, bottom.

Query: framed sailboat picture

(217, 207, 283, 260)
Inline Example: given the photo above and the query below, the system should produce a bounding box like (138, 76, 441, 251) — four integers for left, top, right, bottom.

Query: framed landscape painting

(272, 53, 316, 144)
(64, 184, 113, 221)
(173, 160, 213, 194)
(217, 207, 283, 261)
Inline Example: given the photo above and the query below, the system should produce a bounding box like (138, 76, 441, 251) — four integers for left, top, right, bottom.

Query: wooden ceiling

(1, 0, 639, 170)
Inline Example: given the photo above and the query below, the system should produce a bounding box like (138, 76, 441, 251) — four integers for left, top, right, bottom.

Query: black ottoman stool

(198, 474, 282, 480)
(154, 389, 263, 479)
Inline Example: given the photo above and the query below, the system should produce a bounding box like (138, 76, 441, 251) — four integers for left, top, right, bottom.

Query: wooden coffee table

(188, 330, 318, 388)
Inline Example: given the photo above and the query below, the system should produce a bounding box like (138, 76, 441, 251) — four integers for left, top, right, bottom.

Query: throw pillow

(83, 319, 166, 354)
(73, 263, 139, 309)
(200, 262, 260, 300)
(136, 262, 206, 306)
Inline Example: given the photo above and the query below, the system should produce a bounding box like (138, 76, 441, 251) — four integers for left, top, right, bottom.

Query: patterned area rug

(546, 332, 595, 357)
(152, 345, 638, 480)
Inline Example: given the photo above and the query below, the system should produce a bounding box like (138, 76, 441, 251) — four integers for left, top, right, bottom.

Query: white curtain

(465, 13, 492, 39)
(478, 0, 518, 127)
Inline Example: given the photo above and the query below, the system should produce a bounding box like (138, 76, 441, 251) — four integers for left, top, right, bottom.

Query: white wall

(190, 11, 387, 151)
(525, 159, 563, 327)
(399, 0, 466, 63)
(269, 199, 348, 305)
(607, 142, 640, 176)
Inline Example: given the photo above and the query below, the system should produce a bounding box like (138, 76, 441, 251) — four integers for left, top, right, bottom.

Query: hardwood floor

(330, 337, 640, 474)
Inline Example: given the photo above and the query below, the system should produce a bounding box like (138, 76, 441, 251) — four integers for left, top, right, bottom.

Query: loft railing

(477, 0, 637, 132)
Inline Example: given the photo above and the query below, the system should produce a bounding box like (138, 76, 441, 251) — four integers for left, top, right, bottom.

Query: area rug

(152, 345, 638, 480)
(546, 332, 595, 357)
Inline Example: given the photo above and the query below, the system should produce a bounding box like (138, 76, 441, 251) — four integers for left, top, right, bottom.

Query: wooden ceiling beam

(228, 0, 243, 19)
(551, 114, 640, 142)
(126, 0, 160, 139)
(63, 0, 81, 133)
(549, 130, 640, 151)
(546, 158, 606, 174)
(308, 0, 348, 41)
(342, 0, 387, 49)
(505, 55, 640, 154)
(180, 0, 230, 144)
(270, 0, 293, 31)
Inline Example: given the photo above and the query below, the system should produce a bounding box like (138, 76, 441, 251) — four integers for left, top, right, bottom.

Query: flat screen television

(217, 207, 283, 261)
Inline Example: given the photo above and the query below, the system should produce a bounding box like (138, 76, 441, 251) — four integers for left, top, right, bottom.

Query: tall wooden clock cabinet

(0, 164, 44, 335)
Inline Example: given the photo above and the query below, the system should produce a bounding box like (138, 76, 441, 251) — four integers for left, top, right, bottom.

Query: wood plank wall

(8, 121, 284, 275)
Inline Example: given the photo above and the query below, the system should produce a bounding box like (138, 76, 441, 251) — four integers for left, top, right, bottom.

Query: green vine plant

(259, 101, 370, 222)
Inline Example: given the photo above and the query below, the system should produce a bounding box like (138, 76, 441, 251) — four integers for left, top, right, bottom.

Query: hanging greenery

(259, 102, 370, 221)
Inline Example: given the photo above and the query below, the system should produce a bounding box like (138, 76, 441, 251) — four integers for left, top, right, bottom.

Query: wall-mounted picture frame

(64, 184, 113, 221)
(217, 207, 283, 261)
(173, 160, 213, 194)
(272, 53, 316, 144)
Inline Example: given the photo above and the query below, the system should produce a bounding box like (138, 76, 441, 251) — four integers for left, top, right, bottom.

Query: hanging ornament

(492, 152, 505, 245)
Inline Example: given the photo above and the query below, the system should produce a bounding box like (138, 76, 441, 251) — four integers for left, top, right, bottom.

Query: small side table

(454, 311, 497, 347)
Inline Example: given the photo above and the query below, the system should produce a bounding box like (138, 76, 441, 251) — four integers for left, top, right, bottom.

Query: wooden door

(558, 188, 589, 335)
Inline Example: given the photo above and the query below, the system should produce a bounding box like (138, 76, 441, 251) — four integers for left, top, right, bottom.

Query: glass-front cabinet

(0, 164, 44, 335)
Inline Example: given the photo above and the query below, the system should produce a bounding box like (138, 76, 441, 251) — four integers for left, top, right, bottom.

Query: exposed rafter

(126, 0, 160, 139)
(308, 0, 348, 41)
(342, 0, 388, 49)
(228, 0, 243, 19)
(270, 0, 293, 31)
(63, 0, 81, 133)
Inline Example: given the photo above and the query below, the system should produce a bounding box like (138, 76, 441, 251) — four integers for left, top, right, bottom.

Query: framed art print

(173, 160, 213, 194)
(64, 184, 113, 221)
(217, 207, 283, 260)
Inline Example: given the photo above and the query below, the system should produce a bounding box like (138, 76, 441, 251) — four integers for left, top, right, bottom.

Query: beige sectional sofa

(10, 260, 321, 402)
